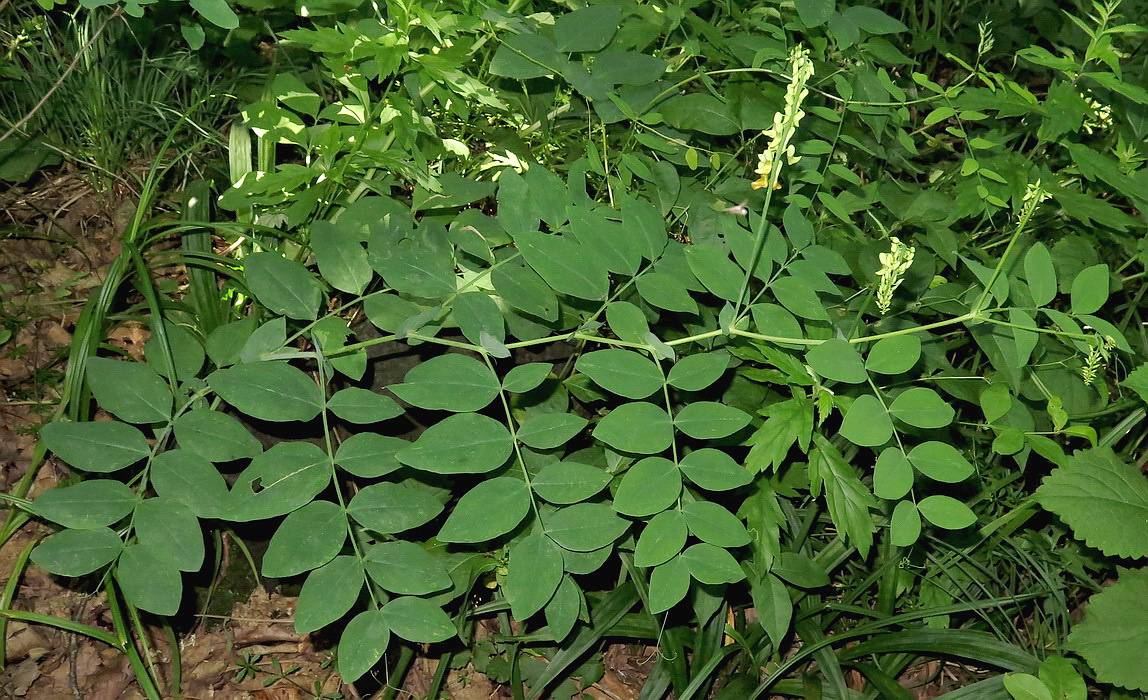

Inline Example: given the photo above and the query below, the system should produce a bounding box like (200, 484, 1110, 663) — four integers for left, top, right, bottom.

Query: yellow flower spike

(748, 45, 814, 191)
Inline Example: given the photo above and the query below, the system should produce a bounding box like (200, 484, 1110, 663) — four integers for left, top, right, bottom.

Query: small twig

(0, 6, 124, 146)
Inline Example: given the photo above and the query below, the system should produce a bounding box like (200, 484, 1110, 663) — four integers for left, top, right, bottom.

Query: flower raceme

(750, 45, 814, 191)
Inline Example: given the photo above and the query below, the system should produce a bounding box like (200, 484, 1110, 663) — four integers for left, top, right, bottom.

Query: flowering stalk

(875, 238, 915, 314)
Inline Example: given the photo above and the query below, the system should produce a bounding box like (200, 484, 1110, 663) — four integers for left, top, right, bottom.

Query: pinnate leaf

(381, 597, 456, 644)
(295, 556, 364, 634)
(32, 480, 136, 530)
(348, 482, 444, 534)
(806, 339, 867, 383)
(545, 503, 629, 551)
(338, 610, 390, 682)
(116, 544, 182, 616)
(633, 510, 687, 567)
(32, 527, 123, 577)
(674, 402, 752, 439)
(839, 394, 893, 447)
(889, 388, 955, 428)
(85, 357, 172, 424)
(678, 449, 751, 491)
(865, 335, 921, 374)
(531, 461, 611, 504)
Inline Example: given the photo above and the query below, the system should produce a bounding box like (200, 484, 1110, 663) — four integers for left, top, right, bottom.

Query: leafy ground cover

(3, 0, 1148, 698)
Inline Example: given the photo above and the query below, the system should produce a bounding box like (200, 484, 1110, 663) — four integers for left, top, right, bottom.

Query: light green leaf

(613, 457, 681, 517)
(553, 4, 621, 51)
(338, 609, 390, 682)
(334, 434, 405, 479)
(890, 500, 922, 546)
(682, 501, 750, 547)
(229, 442, 331, 521)
(592, 402, 674, 454)
(134, 498, 203, 572)
(398, 413, 513, 474)
(908, 441, 974, 483)
(1024, 243, 1058, 306)
(1036, 447, 1148, 559)
(674, 401, 752, 439)
(678, 449, 751, 491)
(865, 335, 921, 374)
(243, 252, 323, 320)
(32, 480, 136, 530)
(839, 394, 893, 447)
(364, 541, 452, 596)
(917, 495, 977, 529)
(806, 339, 867, 383)
(438, 477, 530, 543)
(348, 482, 444, 534)
(381, 597, 456, 644)
(504, 531, 564, 620)
(453, 292, 505, 346)
(531, 461, 611, 504)
(873, 448, 913, 500)
(633, 510, 687, 567)
(648, 556, 691, 613)
(172, 410, 262, 463)
(1068, 568, 1148, 691)
(1003, 673, 1053, 700)
(770, 276, 830, 321)
(517, 413, 588, 449)
(208, 361, 324, 423)
(295, 556, 364, 634)
(575, 349, 663, 399)
(390, 354, 500, 412)
(262, 501, 346, 579)
(116, 544, 182, 616)
(685, 246, 743, 301)
(85, 357, 172, 424)
(544, 576, 581, 642)
(980, 384, 1013, 424)
(32, 527, 122, 577)
(889, 388, 955, 428)
(515, 231, 608, 300)
(328, 388, 403, 424)
(39, 421, 150, 474)
(309, 220, 371, 295)
(491, 262, 559, 321)
(545, 503, 629, 551)
(680, 543, 745, 584)
(661, 94, 740, 135)
(150, 449, 230, 519)
(1038, 656, 1086, 700)
(189, 0, 238, 29)
(1070, 264, 1109, 315)
(667, 352, 729, 391)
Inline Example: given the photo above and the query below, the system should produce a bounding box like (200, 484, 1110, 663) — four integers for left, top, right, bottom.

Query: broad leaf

(229, 442, 331, 521)
(517, 413, 588, 449)
(678, 449, 752, 491)
(1024, 243, 1057, 306)
(865, 335, 922, 375)
(334, 434, 406, 479)
(243, 252, 323, 320)
(1068, 568, 1148, 691)
(531, 461, 611, 504)
(515, 231, 608, 300)
(839, 394, 893, 447)
(381, 597, 456, 643)
(150, 449, 230, 519)
(917, 495, 977, 529)
(908, 441, 974, 483)
(208, 361, 324, 423)
(117, 544, 182, 616)
(666, 352, 730, 391)
(890, 500, 922, 546)
(32, 480, 136, 530)
(592, 402, 674, 454)
(889, 388, 955, 428)
(364, 541, 453, 596)
(680, 543, 745, 584)
(397, 413, 513, 474)
(1069, 264, 1109, 315)
(633, 510, 688, 567)
(504, 531, 564, 620)
(327, 388, 404, 424)
(347, 482, 445, 534)
(134, 498, 203, 572)
(674, 402, 752, 439)
(32, 527, 123, 577)
(438, 477, 531, 543)
(390, 354, 500, 412)
(295, 556, 364, 634)
(649, 556, 691, 613)
(337, 610, 390, 682)
(575, 349, 663, 399)
(85, 357, 172, 424)
(172, 410, 262, 463)
(545, 503, 629, 551)
(262, 500, 346, 578)
(613, 457, 681, 517)
(682, 501, 751, 547)
(806, 339, 867, 383)
(873, 448, 914, 500)
(39, 421, 150, 474)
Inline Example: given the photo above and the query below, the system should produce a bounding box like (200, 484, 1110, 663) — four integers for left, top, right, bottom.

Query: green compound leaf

(515, 231, 608, 300)
(504, 531, 564, 620)
(545, 503, 630, 551)
(381, 596, 456, 644)
(32, 527, 123, 577)
(613, 457, 681, 517)
(172, 410, 262, 463)
(85, 356, 172, 424)
(150, 449, 230, 519)
(531, 461, 611, 504)
(575, 349, 663, 399)
(39, 421, 150, 474)
(189, 0, 239, 29)
(685, 246, 743, 301)
(1036, 447, 1148, 559)
(1068, 568, 1148, 691)
(438, 477, 530, 543)
(491, 262, 559, 321)
(348, 482, 444, 534)
(262, 501, 347, 579)
(327, 388, 403, 424)
(674, 401, 752, 439)
(544, 576, 582, 642)
(917, 495, 977, 529)
(502, 363, 553, 393)
(1069, 264, 1109, 315)
(369, 239, 456, 298)
(1024, 242, 1058, 307)
(453, 292, 506, 345)
(32, 480, 136, 530)
(134, 498, 203, 572)
(517, 413, 588, 449)
(889, 388, 955, 429)
(908, 441, 975, 483)
(873, 448, 914, 500)
(678, 449, 751, 491)
(295, 556, 364, 634)
(309, 220, 371, 296)
(770, 276, 830, 321)
(116, 544, 182, 616)
(229, 442, 331, 521)
(649, 556, 691, 613)
(390, 354, 500, 412)
(865, 335, 922, 375)
(364, 541, 453, 596)
(334, 434, 406, 479)
(839, 394, 894, 447)
(806, 339, 868, 383)
(680, 543, 746, 584)
(633, 510, 688, 567)
(592, 402, 674, 454)
(636, 273, 699, 314)
(208, 361, 324, 423)
(980, 384, 1014, 424)
(682, 501, 751, 547)
(666, 351, 730, 391)
(553, 4, 621, 51)
(337, 609, 390, 683)
(890, 500, 922, 547)
(397, 413, 513, 474)
(243, 252, 323, 320)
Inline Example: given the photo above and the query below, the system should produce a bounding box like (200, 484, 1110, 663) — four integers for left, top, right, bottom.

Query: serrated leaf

(1037, 447, 1148, 558)
(208, 361, 324, 422)
(678, 449, 751, 491)
(908, 441, 974, 483)
(85, 357, 172, 424)
(648, 556, 691, 613)
(889, 388, 955, 428)
(839, 394, 893, 447)
(381, 597, 456, 643)
(397, 413, 513, 474)
(32, 480, 136, 530)
(917, 495, 977, 529)
(337, 609, 390, 682)
(150, 449, 230, 519)
(674, 401, 752, 439)
(545, 503, 629, 551)
(390, 354, 500, 412)
(116, 544, 182, 616)
(682, 501, 750, 547)
(680, 543, 745, 584)
(39, 421, 151, 474)
(243, 252, 323, 320)
(347, 482, 444, 534)
(613, 457, 681, 517)
(295, 556, 364, 634)
(262, 501, 346, 578)
(865, 335, 921, 374)
(134, 498, 203, 572)
(172, 410, 262, 463)
(328, 388, 403, 424)
(531, 461, 611, 504)
(517, 413, 588, 449)
(1068, 568, 1148, 691)
(32, 527, 122, 577)
(364, 541, 452, 596)
(575, 349, 663, 399)
(334, 434, 406, 479)
(633, 510, 687, 567)
(592, 402, 674, 454)
(438, 477, 530, 543)
(504, 531, 564, 620)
